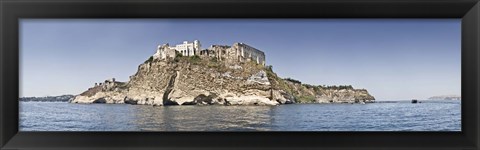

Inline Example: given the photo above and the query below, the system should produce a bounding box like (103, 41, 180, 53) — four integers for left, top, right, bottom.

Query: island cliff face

(70, 57, 374, 106)
(70, 42, 375, 106)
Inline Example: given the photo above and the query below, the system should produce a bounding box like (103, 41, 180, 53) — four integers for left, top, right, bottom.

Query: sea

(19, 100, 461, 131)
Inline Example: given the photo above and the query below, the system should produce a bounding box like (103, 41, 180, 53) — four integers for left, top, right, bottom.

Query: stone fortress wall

(233, 43, 266, 66)
(153, 44, 177, 60)
(153, 40, 266, 66)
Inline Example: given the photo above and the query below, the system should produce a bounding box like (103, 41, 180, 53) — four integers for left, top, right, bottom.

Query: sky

(20, 19, 461, 100)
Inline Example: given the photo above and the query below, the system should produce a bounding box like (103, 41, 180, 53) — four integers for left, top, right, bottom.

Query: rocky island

(69, 40, 375, 106)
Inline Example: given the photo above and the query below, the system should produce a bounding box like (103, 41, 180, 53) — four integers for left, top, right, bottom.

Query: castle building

(201, 43, 266, 66)
(233, 43, 266, 66)
(153, 40, 266, 66)
(153, 43, 176, 60)
(153, 40, 200, 60)
(170, 40, 201, 56)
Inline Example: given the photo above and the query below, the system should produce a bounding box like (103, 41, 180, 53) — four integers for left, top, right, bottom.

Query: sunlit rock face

(70, 49, 374, 106)
(265, 68, 375, 104)
(70, 57, 281, 106)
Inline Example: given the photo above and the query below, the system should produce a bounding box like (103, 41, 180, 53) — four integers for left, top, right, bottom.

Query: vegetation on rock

(144, 56, 154, 63)
(284, 78, 302, 84)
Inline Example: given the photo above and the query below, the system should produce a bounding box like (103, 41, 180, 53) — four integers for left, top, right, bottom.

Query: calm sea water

(19, 100, 461, 131)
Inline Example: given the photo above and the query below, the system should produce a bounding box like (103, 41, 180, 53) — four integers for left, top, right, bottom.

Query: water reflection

(132, 105, 276, 131)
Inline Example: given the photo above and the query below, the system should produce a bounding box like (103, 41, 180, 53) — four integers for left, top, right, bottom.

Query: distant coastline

(19, 95, 74, 102)
(428, 95, 461, 100)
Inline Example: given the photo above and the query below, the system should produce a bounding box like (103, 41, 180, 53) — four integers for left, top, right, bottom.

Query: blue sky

(20, 19, 461, 100)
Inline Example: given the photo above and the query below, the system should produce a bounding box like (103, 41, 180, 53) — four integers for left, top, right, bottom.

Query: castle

(153, 40, 266, 66)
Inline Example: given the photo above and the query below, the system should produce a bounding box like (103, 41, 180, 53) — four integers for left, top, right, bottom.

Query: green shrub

(188, 55, 201, 64)
(302, 84, 316, 89)
(190, 55, 201, 60)
(295, 95, 316, 103)
(144, 56, 153, 63)
(326, 85, 353, 90)
(284, 78, 301, 84)
(174, 53, 184, 62)
(207, 59, 221, 68)
(175, 53, 183, 58)
(266, 65, 273, 72)
(209, 57, 217, 62)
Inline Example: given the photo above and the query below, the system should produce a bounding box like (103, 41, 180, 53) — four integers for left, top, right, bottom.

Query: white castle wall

(153, 40, 265, 66)
(169, 40, 201, 56)
(235, 43, 266, 66)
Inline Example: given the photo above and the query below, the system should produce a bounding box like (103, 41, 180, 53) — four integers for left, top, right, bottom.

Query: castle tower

(194, 40, 201, 55)
(153, 46, 161, 59)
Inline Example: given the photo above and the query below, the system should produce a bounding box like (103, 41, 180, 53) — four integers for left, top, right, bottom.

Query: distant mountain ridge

(428, 95, 461, 100)
(20, 95, 74, 102)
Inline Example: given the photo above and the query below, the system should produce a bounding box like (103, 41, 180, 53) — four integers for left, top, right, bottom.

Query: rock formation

(70, 54, 375, 106)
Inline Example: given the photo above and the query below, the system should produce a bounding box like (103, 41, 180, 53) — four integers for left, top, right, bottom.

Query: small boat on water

(411, 99, 418, 103)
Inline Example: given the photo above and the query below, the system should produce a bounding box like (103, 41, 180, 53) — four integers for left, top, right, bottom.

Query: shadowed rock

(92, 98, 107, 103)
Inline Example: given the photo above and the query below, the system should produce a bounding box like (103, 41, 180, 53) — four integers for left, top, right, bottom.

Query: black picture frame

(1, 0, 479, 150)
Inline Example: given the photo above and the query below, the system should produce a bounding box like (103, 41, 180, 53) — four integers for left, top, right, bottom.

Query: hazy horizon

(20, 19, 461, 100)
